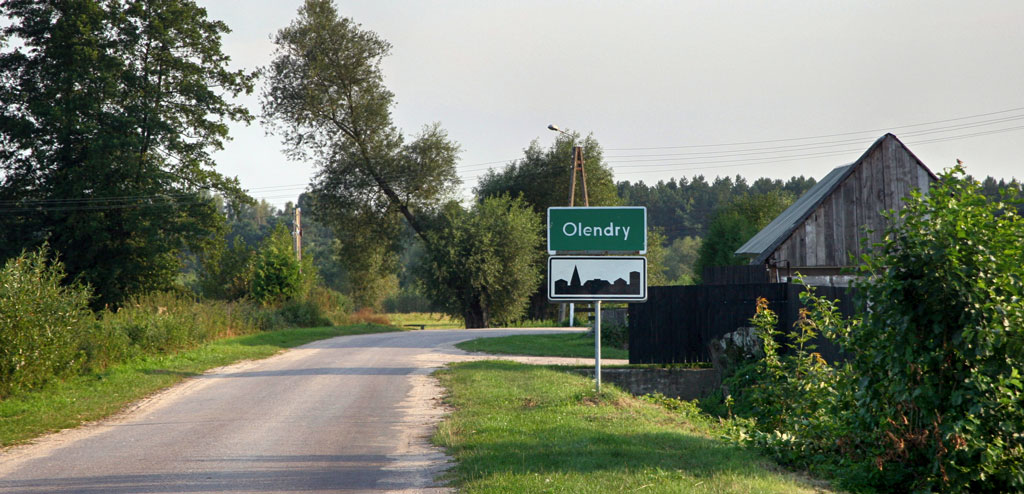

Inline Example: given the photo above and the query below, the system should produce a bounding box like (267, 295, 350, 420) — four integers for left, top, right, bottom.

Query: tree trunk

(463, 298, 489, 329)
(527, 285, 559, 321)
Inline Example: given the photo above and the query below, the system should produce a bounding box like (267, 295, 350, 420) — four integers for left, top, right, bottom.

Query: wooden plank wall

(773, 135, 934, 268)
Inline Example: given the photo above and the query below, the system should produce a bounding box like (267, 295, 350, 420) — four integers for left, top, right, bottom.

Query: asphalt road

(0, 328, 577, 494)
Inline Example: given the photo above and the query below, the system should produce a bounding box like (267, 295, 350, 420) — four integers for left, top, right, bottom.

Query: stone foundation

(572, 367, 720, 401)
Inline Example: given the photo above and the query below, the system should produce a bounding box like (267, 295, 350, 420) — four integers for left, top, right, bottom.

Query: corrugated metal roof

(734, 164, 854, 264)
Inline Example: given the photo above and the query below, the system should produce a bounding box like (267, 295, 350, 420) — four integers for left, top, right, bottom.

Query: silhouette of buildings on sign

(553, 265, 642, 296)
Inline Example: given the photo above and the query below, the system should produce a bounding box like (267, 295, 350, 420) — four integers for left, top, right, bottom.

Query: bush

(304, 285, 351, 322)
(0, 244, 350, 400)
(0, 247, 92, 397)
(275, 298, 333, 328)
(599, 323, 628, 349)
(76, 318, 133, 372)
(724, 292, 848, 469)
(724, 167, 1024, 492)
(198, 237, 254, 301)
(844, 166, 1024, 492)
(97, 292, 264, 356)
(250, 225, 303, 304)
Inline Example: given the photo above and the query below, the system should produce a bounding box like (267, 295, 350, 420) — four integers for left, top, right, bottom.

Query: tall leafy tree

(694, 190, 794, 277)
(0, 0, 255, 307)
(262, 0, 460, 300)
(250, 223, 303, 304)
(662, 235, 702, 285)
(416, 196, 543, 328)
(476, 132, 619, 212)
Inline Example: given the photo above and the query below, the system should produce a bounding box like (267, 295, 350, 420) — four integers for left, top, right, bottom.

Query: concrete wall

(573, 368, 720, 401)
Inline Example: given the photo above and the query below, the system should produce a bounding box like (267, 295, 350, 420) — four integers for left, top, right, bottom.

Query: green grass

(456, 332, 629, 360)
(384, 312, 464, 329)
(0, 323, 398, 447)
(434, 361, 832, 493)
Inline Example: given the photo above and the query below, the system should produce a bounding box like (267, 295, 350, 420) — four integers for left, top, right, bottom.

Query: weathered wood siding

(774, 135, 934, 268)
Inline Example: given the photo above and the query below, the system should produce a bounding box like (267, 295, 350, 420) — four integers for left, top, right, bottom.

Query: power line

(604, 114, 1024, 160)
(604, 106, 1024, 151)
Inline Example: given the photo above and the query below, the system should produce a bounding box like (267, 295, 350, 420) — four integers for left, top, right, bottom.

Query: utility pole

(568, 141, 589, 331)
(293, 207, 302, 266)
(566, 142, 587, 329)
(568, 145, 589, 207)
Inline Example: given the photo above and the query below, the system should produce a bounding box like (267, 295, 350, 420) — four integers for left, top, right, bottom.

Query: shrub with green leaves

(600, 323, 629, 349)
(0, 247, 92, 397)
(845, 165, 1024, 491)
(727, 166, 1024, 492)
(199, 237, 255, 301)
(725, 291, 849, 469)
(251, 224, 303, 304)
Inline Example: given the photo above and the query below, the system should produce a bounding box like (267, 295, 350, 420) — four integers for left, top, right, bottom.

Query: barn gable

(735, 133, 936, 276)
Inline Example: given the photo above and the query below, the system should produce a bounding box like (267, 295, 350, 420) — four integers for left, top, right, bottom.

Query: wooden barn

(735, 133, 937, 286)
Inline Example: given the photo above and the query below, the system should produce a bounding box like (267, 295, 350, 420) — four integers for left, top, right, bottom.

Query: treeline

(617, 174, 817, 242)
(615, 175, 817, 284)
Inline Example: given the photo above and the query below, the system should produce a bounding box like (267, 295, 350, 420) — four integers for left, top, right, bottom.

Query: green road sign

(547, 207, 646, 254)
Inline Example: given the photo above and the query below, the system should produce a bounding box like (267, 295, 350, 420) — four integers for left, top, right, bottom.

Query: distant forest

(616, 175, 818, 242)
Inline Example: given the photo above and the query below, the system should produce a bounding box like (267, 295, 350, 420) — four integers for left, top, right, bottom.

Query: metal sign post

(594, 300, 602, 392)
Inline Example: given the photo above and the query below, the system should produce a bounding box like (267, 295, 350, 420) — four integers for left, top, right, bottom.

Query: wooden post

(575, 145, 589, 207)
(568, 145, 588, 207)
(564, 143, 589, 324)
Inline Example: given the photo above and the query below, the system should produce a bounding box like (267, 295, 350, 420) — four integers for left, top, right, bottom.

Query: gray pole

(594, 300, 602, 393)
(294, 207, 302, 273)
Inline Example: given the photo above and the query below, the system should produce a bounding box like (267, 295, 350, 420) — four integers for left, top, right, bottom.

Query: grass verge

(434, 361, 832, 493)
(0, 323, 398, 448)
(455, 332, 629, 360)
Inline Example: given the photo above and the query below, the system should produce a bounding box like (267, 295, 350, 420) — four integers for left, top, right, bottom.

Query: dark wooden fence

(628, 283, 855, 364)
(701, 265, 772, 285)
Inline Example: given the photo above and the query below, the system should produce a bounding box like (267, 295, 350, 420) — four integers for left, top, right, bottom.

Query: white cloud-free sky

(202, 1, 1024, 209)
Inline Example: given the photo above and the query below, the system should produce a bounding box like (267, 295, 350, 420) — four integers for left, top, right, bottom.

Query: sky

(201, 1, 1024, 210)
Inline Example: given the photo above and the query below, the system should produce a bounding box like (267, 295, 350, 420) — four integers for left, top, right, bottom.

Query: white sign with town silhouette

(548, 256, 647, 302)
